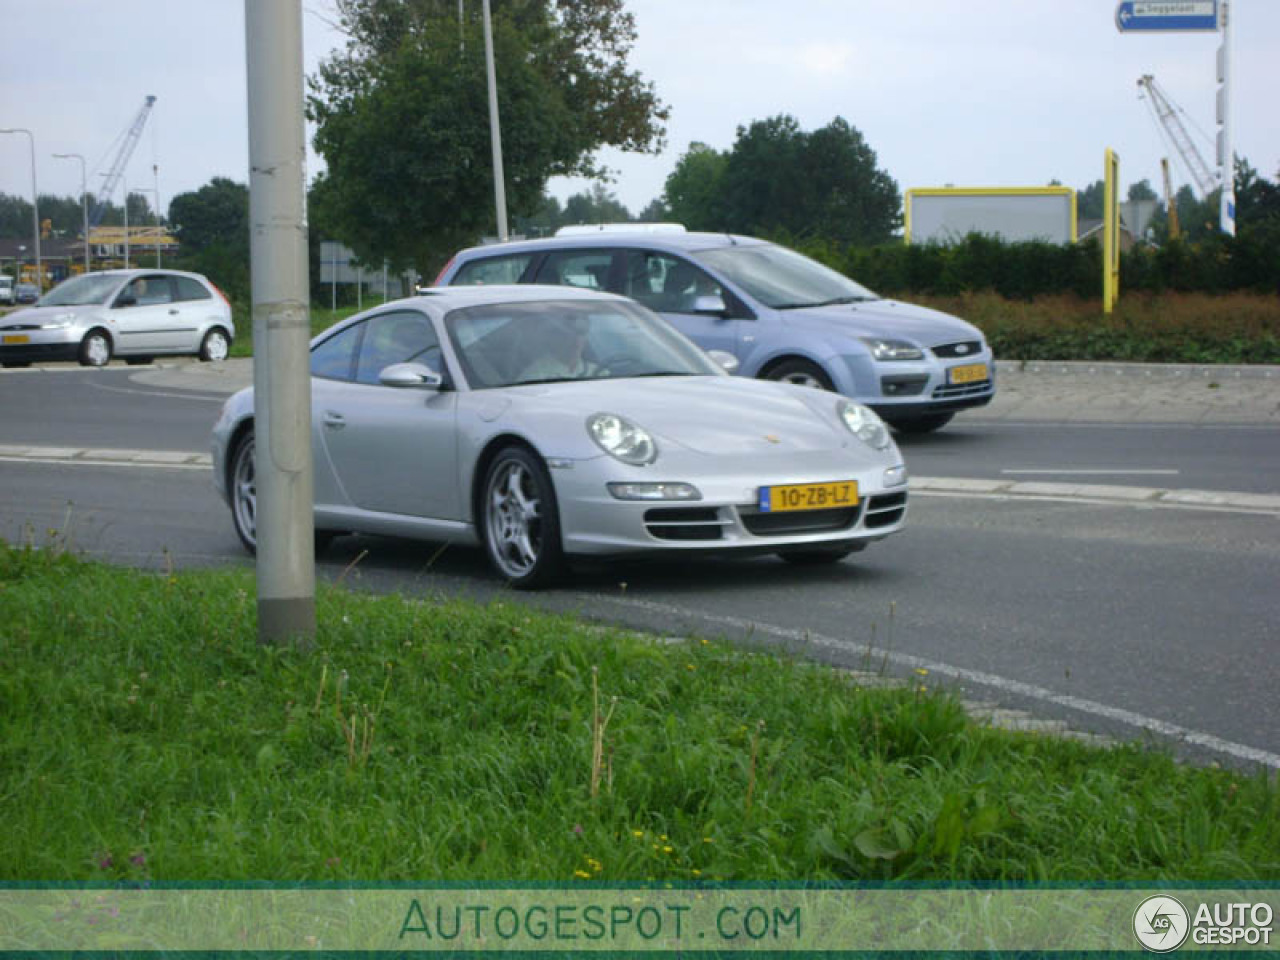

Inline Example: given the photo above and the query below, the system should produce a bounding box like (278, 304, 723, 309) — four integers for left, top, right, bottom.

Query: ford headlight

(40, 313, 77, 330)
(860, 337, 923, 361)
(588, 413, 658, 465)
(838, 400, 891, 450)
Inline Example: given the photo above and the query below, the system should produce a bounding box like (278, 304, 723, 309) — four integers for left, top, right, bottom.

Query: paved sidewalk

(131, 357, 1280, 425)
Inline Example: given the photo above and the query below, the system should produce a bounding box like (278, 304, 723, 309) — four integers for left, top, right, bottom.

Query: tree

(668, 116, 901, 244)
(168, 178, 249, 254)
(168, 178, 251, 304)
(661, 141, 727, 230)
(562, 183, 631, 225)
(309, 0, 668, 274)
(1127, 179, 1158, 203)
(1077, 180, 1104, 221)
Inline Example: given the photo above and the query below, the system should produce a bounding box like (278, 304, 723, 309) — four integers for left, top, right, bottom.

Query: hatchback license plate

(2, 334, 30, 345)
(948, 362, 988, 385)
(759, 480, 858, 513)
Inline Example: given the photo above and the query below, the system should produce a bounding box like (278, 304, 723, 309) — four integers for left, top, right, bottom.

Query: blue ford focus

(435, 226, 995, 434)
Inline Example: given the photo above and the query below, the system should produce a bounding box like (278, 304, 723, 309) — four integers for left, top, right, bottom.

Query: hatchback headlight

(40, 313, 77, 330)
(860, 337, 923, 361)
(838, 400, 891, 450)
(587, 413, 658, 465)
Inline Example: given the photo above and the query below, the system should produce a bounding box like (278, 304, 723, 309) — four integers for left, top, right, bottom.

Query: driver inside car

(517, 315, 601, 383)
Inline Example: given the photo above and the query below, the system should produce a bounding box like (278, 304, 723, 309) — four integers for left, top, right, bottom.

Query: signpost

(1115, 1, 1218, 32)
(1115, 0, 1233, 235)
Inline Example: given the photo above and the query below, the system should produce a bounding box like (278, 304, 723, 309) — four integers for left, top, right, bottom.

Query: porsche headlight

(587, 413, 657, 465)
(860, 337, 924, 361)
(838, 400, 891, 450)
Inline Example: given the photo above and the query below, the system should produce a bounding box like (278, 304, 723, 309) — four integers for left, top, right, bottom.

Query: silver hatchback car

(0, 269, 234, 368)
(437, 228, 995, 433)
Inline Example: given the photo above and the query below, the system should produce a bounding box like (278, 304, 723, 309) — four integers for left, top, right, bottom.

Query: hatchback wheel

(764, 359, 833, 391)
(199, 328, 230, 362)
(78, 330, 112, 367)
(481, 446, 565, 588)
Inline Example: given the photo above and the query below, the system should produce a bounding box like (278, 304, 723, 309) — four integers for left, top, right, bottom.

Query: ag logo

(1134, 895, 1190, 952)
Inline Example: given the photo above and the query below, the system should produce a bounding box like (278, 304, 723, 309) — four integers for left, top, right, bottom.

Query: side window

(621, 252, 723, 313)
(534, 250, 615, 290)
(452, 254, 533, 286)
(354, 310, 442, 385)
(122, 275, 174, 306)
(310, 323, 363, 381)
(173, 276, 212, 302)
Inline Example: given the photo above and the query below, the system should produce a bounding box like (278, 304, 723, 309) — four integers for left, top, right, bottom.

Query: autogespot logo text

(1133, 895, 1191, 952)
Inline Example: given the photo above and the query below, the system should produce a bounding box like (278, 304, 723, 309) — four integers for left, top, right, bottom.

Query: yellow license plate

(759, 480, 859, 513)
(948, 362, 988, 385)
(2, 334, 30, 345)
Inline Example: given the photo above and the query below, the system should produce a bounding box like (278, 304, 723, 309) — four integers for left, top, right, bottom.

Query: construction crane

(1137, 75, 1217, 199)
(1161, 158, 1181, 239)
(89, 95, 157, 228)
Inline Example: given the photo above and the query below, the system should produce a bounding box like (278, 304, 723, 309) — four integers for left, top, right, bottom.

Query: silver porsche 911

(211, 286, 908, 588)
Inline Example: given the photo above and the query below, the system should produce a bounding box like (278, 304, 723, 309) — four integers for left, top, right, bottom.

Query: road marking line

(88, 380, 225, 402)
(1000, 468, 1181, 476)
(583, 596, 1280, 770)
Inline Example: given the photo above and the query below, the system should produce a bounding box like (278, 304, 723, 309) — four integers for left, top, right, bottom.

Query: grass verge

(1, 542, 1276, 883)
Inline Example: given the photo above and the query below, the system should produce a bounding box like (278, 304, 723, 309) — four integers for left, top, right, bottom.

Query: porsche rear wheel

(481, 446, 565, 589)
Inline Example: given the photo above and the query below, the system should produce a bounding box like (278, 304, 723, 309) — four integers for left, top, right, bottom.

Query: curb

(4, 444, 1278, 516)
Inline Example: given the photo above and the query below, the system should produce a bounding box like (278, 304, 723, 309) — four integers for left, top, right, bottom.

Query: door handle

(168, 308, 179, 315)
(322, 412, 346, 430)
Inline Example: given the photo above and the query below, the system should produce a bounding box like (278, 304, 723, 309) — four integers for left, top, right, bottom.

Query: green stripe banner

(0, 888, 1275, 952)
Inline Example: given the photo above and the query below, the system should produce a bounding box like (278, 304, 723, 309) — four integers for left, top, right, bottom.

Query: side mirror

(707, 349, 739, 374)
(379, 361, 444, 390)
(692, 294, 728, 317)
(114, 295, 137, 308)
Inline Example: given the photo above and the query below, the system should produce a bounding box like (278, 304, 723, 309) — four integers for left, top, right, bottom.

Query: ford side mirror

(692, 294, 728, 317)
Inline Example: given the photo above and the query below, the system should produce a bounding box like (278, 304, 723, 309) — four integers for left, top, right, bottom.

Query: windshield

(39, 274, 122, 307)
(693, 243, 877, 310)
(445, 299, 722, 389)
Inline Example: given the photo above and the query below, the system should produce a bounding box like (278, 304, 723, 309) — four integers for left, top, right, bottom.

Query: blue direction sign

(1116, 0, 1219, 32)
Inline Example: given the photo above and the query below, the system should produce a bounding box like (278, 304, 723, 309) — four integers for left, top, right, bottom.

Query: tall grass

(2, 543, 1276, 882)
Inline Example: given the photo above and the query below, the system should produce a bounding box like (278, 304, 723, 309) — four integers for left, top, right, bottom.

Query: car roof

(315, 284, 635, 343)
(449, 230, 770, 262)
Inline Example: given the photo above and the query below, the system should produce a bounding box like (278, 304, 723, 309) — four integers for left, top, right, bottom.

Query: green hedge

(792, 228, 1280, 300)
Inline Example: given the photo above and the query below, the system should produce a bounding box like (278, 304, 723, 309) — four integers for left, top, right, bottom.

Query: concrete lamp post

(53, 152, 90, 272)
(1, 128, 42, 288)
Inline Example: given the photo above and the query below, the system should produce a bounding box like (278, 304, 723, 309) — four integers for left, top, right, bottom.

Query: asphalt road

(1, 360, 1278, 770)
(3, 363, 1279, 494)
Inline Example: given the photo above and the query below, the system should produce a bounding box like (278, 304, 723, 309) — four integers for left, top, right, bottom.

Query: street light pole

(481, 0, 509, 241)
(53, 152, 90, 272)
(1, 128, 42, 288)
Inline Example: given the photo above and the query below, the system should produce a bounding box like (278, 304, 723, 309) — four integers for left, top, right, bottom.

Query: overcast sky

(2, 1, 1277, 226)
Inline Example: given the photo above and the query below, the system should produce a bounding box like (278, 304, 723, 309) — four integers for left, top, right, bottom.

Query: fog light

(607, 482, 702, 501)
(883, 465, 908, 487)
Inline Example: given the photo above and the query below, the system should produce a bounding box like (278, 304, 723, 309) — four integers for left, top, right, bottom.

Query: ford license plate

(759, 480, 858, 513)
(2, 334, 30, 345)
(948, 362, 988, 385)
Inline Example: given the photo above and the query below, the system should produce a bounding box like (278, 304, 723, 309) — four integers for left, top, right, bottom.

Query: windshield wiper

(776, 295, 876, 309)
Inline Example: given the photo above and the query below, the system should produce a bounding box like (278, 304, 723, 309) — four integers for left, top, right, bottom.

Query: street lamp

(0, 128, 42, 288)
(53, 152, 90, 272)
